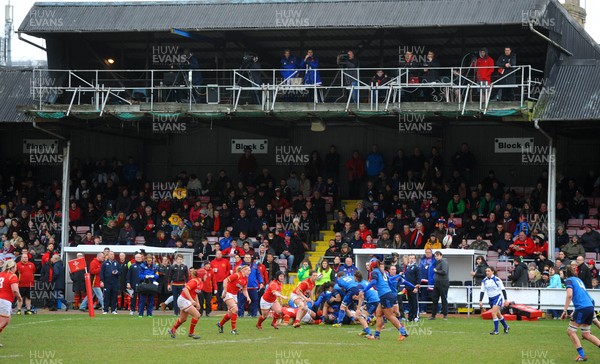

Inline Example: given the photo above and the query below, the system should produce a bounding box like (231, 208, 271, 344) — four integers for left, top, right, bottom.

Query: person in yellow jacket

(424, 233, 442, 250)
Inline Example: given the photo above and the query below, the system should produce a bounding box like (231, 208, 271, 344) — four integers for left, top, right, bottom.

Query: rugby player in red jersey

(218, 265, 251, 334)
(0, 261, 23, 347)
(169, 268, 208, 340)
(290, 270, 319, 328)
(257, 271, 287, 330)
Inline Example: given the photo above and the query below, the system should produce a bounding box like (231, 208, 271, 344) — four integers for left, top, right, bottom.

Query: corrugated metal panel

(0, 69, 34, 122)
(535, 59, 600, 121)
(20, 0, 546, 33)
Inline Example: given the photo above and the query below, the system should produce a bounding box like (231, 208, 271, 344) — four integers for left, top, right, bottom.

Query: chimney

(563, 0, 587, 27)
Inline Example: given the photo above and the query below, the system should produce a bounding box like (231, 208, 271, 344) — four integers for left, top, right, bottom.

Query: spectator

(471, 255, 487, 285)
(365, 144, 385, 181)
(562, 236, 585, 260)
(424, 233, 442, 250)
(338, 243, 353, 260)
(509, 231, 535, 259)
(238, 147, 257, 186)
(297, 259, 312, 282)
(349, 231, 363, 250)
(576, 256, 593, 288)
(527, 262, 541, 286)
(371, 69, 390, 101)
(508, 258, 528, 287)
(493, 231, 512, 259)
(339, 257, 358, 277)
(546, 266, 562, 318)
(346, 150, 365, 199)
(315, 259, 334, 294)
(118, 221, 136, 245)
(580, 224, 600, 253)
(495, 46, 517, 101)
(570, 189, 589, 219)
(447, 194, 466, 218)
(409, 222, 426, 249)
(451, 143, 476, 183)
(587, 260, 598, 279)
(470, 235, 490, 251)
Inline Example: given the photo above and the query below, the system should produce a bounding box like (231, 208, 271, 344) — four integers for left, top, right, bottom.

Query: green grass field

(1, 312, 592, 364)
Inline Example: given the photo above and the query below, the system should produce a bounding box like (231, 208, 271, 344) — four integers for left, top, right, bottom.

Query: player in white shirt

(479, 267, 510, 335)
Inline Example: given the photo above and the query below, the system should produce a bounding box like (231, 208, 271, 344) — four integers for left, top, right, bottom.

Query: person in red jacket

(80, 253, 105, 311)
(16, 254, 36, 315)
(69, 202, 83, 227)
(358, 223, 372, 243)
(476, 47, 495, 99)
(212, 251, 232, 311)
(409, 222, 426, 249)
(345, 150, 365, 199)
(199, 261, 217, 317)
(509, 231, 535, 258)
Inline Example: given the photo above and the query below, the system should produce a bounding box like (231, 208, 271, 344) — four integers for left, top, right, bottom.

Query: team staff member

(169, 268, 207, 340)
(126, 253, 144, 315)
(138, 254, 159, 317)
(238, 254, 264, 318)
(561, 265, 600, 362)
(217, 265, 251, 335)
(479, 267, 510, 335)
(212, 251, 232, 311)
(100, 251, 121, 315)
(16, 254, 36, 315)
(257, 271, 287, 330)
(168, 254, 189, 316)
(80, 252, 105, 312)
(430, 251, 449, 320)
(199, 261, 217, 317)
(404, 254, 420, 321)
(0, 261, 23, 347)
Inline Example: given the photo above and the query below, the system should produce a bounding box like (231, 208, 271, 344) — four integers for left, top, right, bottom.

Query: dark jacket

(404, 263, 420, 286)
(52, 260, 66, 290)
(118, 261, 129, 290)
(495, 52, 517, 83)
(100, 259, 121, 286)
(169, 263, 189, 284)
(473, 263, 487, 285)
(580, 230, 600, 253)
(508, 262, 528, 287)
(578, 263, 593, 288)
(434, 258, 449, 283)
(421, 57, 441, 83)
(70, 269, 86, 292)
(126, 261, 143, 286)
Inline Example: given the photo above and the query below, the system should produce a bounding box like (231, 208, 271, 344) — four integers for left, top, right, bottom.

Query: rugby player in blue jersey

(561, 265, 600, 362)
(363, 260, 409, 341)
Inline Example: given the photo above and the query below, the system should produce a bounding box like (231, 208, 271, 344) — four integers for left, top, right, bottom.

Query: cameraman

(338, 50, 360, 103)
(246, 54, 263, 105)
(299, 49, 322, 102)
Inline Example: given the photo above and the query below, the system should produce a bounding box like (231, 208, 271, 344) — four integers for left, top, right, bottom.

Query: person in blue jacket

(299, 49, 322, 103)
(100, 251, 121, 314)
(419, 248, 436, 314)
(238, 254, 264, 318)
(138, 253, 159, 317)
(365, 144, 384, 180)
(280, 49, 298, 83)
(126, 253, 144, 315)
(404, 254, 421, 321)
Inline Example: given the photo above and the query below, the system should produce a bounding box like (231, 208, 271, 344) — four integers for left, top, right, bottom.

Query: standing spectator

(299, 49, 321, 85)
(138, 254, 158, 317)
(429, 251, 449, 320)
(508, 258, 528, 287)
(495, 46, 517, 101)
(238, 146, 257, 186)
(475, 47, 494, 94)
(100, 251, 121, 314)
(571, 190, 589, 219)
(471, 255, 488, 286)
(576, 256, 593, 288)
(280, 49, 298, 85)
(324, 145, 341, 182)
(346, 150, 365, 199)
(365, 144, 384, 181)
(451, 143, 476, 184)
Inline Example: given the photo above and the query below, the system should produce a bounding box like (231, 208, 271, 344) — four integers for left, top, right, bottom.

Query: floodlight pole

(534, 119, 556, 260)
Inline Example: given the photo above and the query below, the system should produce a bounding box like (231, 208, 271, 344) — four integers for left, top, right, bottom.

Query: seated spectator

(118, 221, 136, 245)
(324, 239, 339, 258)
(349, 230, 363, 250)
(447, 193, 466, 217)
(555, 225, 570, 250)
(587, 259, 598, 279)
(558, 251, 571, 267)
(509, 231, 534, 258)
(338, 243, 353, 260)
(339, 257, 358, 277)
(362, 235, 376, 249)
(470, 234, 490, 251)
(408, 222, 426, 249)
(333, 210, 348, 233)
(377, 230, 393, 249)
(464, 213, 484, 239)
(562, 235, 585, 260)
(580, 224, 600, 253)
(527, 262, 542, 286)
(101, 219, 119, 244)
(570, 189, 589, 219)
(424, 233, 442, 250)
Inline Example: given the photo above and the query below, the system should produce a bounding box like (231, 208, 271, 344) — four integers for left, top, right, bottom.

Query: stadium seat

(589, 208, 599, 218)
(207, 236, 218, 244)
(75, 226, 89, 235)
(496, 270, 509, 280)
(495, 261, 512, 270)
(585, 252, 597, 261)
(577, 229, 587, 237)
(567, 229, 577, 236)
(586, 197, 595, 207)
(134, 236, 146, 245)
(486, 251, 499, 259)
(583, 219, 599, 228)
(452, 218, 462, 228)
(567, 219, 583, 228)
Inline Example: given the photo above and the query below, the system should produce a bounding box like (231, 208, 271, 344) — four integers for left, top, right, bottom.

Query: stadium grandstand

(1, 0, 600, 310)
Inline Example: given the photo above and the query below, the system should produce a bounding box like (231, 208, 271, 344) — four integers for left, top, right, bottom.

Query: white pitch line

(0, 354, 23, 358)
(8, 318, 83, 328)
(155, 336, 273, 348)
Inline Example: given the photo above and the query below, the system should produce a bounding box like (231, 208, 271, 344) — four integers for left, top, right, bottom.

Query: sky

(6, 0, 600, 63)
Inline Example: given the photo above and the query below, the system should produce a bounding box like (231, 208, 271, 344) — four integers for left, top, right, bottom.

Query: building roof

(0, 69, 34, 122)
(534, 59, 600, 122)
(20, 0, 551, 33)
